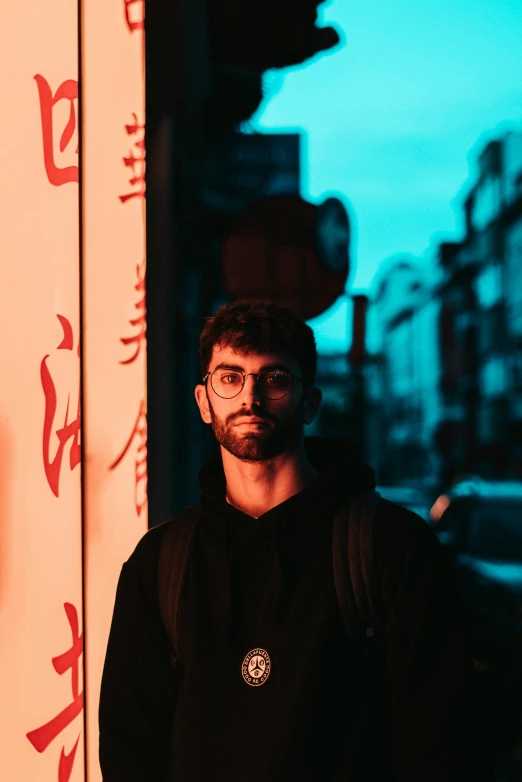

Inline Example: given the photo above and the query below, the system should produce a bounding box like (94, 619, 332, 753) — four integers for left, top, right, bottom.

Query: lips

(234, 418, 269, 426)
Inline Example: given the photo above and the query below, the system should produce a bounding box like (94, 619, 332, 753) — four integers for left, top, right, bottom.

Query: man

(99, 299, 488, 781)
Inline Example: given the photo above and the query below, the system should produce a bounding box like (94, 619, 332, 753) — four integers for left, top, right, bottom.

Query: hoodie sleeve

(99, 527, 178, 782)
(375, 500, 492, 782)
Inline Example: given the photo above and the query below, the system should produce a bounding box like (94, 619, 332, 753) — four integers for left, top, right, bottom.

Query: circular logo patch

(241, 648, 271, 687)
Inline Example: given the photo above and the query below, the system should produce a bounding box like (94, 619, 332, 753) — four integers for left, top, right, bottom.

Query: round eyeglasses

(203, 368, 305, 400)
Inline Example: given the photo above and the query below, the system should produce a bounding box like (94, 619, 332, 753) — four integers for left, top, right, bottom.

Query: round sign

(221, 194, 350, 321)
(241, 648, 271, 687)
(316, 196, 350, 272)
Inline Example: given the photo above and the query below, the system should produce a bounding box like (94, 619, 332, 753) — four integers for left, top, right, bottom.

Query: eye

(262, 371, 290, 386)
(220, 372, 242, 384)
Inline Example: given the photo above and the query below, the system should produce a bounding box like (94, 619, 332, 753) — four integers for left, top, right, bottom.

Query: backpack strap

(333, 490, 382, 659)
(158, 504, 200, 667)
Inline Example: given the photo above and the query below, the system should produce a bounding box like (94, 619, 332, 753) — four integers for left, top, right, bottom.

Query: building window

(480, 356, 507, 397)
(472, 175, 501, 231)
(474, 263, 502, 309)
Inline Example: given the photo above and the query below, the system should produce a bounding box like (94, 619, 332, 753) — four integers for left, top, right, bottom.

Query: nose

(240, 374, 263, 405)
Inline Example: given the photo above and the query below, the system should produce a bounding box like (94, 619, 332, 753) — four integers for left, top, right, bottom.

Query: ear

(302, 386, 322, 425)
(195, 383, 212, 424)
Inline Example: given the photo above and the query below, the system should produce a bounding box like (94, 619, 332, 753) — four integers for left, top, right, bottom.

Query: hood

(198, 436, 375, 517)
(196, 436, 375, 647)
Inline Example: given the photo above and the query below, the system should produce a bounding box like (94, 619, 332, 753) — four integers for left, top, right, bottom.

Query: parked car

(430, 479, 522, 778)
(428, 479, 522, 664)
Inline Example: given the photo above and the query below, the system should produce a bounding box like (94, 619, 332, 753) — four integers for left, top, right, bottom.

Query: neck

(222, 441, 319, 518)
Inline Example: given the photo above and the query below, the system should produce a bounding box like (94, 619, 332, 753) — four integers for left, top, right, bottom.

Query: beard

(208, 398, 305, 462)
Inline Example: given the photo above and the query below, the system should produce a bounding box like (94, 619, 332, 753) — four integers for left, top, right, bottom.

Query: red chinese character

(41, 315, 81, 498)
(120, 260, 146, 364)
(110, 399, 148, 517)
(34, 75, 79, 186)
(26, 603, 83, 782)
(119, 113, 145, 203)
(123, 0, 144, 32)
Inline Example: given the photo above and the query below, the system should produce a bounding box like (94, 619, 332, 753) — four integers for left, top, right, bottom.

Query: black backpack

(158, 490, 382, 665)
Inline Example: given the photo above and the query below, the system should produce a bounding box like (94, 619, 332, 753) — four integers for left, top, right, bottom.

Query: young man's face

(195, 345, 321, 462)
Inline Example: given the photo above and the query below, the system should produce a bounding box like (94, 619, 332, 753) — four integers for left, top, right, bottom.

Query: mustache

(227, 410, 274, 424)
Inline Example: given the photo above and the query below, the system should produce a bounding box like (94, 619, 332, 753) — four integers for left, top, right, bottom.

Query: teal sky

(252, 0, 522, 353)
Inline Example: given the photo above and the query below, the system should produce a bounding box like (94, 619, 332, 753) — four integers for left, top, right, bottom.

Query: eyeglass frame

(202, 367, 307, 400)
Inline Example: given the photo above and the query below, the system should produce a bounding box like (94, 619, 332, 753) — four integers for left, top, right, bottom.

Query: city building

(456, 131, 522, 477)
(370, 259, 442, 485)
(433, 240, 480, 485)
(369, 128, 522, 487)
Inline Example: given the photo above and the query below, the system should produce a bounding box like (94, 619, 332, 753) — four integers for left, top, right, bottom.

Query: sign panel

(201, 132, 301, 212)
(0, 1, 83, 781)
(81, 0, 147, 778)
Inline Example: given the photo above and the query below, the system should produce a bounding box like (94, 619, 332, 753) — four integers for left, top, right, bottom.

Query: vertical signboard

(81, 0, 147, 778)
(0, 1, 83, 780)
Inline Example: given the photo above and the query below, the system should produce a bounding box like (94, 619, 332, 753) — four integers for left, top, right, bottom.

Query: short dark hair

(199, 300, 318, 384)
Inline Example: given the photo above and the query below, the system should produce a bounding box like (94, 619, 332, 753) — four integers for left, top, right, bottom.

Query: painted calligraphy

(123, 0, 144, 32)
(110, 399, 148, 517)
(117, 4, 146, 516)
(119, 113, 145, 203)
(34, 75, 79, 186)
(26, 603, 83, 782)
(120, 261, 146, 364)
(41, 315, 81, 498)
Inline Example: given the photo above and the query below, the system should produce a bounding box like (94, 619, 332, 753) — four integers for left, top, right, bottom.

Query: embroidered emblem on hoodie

(242, 648, 271, 686)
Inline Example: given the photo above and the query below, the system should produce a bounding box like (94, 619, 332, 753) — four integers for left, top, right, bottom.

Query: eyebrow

(212, 362, 290, 373)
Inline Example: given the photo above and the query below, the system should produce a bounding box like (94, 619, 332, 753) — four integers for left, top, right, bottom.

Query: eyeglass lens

(211, 369, 292, 399)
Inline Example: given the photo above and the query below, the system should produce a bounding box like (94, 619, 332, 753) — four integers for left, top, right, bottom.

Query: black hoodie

(99, 438, 490, 782)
